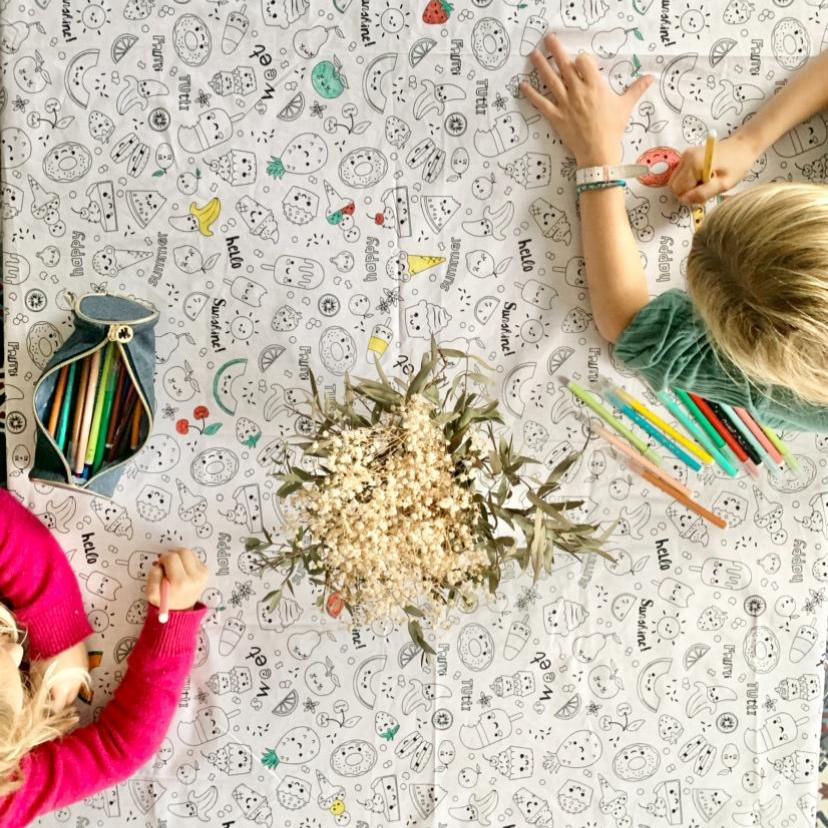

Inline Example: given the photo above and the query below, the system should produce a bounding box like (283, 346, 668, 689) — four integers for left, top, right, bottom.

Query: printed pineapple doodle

(2, 0, 828, 826)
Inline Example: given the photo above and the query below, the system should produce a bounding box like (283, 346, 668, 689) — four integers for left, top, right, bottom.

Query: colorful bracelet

(575, 179, 626, 197)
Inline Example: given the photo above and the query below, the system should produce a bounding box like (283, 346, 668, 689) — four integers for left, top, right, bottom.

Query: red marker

(688, 394, 747, 462)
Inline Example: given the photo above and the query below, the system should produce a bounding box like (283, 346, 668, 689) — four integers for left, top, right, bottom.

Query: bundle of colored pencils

(43, 342, 147, 482)
(561, 375, 797, 531)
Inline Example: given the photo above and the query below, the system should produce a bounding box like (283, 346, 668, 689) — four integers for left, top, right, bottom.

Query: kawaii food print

(3, 1, 828, 826)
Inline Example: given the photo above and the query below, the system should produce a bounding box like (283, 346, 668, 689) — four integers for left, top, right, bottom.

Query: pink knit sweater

(0, 491, 206, 827)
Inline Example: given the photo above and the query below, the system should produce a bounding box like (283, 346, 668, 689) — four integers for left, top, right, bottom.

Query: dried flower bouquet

(250, 342, 608, 652)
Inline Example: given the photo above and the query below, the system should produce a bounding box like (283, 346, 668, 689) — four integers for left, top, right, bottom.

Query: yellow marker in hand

(691, 128, 717, 231)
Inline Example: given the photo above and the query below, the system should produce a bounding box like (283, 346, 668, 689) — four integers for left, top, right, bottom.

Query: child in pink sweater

(0, 490, 209, 827)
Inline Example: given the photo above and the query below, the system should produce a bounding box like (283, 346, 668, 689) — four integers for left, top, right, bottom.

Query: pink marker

(159, 577, 170, 624)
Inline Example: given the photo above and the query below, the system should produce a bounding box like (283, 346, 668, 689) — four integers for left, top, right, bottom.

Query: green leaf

(408, 619, 436, 655)
(276, 480, 303, 498)
(152, 169, 165, 177)
(245, 537, 265, 551)
(266, 588, 283, 610)
(529, 507, 546, 583)
(203, 422, 222, 435)
(403, 604, 425, 618)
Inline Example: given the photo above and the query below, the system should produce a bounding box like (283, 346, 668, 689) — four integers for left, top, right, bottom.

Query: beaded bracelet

(575, 179, 626, 197)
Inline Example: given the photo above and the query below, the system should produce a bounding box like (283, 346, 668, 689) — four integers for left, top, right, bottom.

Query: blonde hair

(0, 605, 88, 796)
(687, 182, 828, 407)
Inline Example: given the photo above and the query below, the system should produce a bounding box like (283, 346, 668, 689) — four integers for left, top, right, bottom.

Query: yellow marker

(761, 424, 799, 471)
(701, 129, 717, 182)
(692, 128, 717, 231)
(609, 383, 713, 464)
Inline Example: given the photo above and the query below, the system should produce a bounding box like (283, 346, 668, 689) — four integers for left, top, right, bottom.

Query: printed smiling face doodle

(5, 6, 827, 826)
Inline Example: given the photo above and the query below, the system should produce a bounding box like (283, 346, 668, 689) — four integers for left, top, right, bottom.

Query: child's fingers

(177, 547, 207, 579)
(543, 33, 577, 87)
(573, 51, 600, 84)
(520, 81, 561, 123)
(146, 559, 163, 602)
(680, 178, 722, 205)
(669, 153, 703, 198)
(160, 550, 188, 585)
(529, 50, 566, 104)
(623, 74, 654, 105)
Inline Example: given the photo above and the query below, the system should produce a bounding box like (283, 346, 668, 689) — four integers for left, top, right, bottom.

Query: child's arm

(1, 551, 209, 825)
(521, 36, 654, 342)
(672, 49, 828, 203)
(2, 605, 207, 824)
(0, 491, 92, 660)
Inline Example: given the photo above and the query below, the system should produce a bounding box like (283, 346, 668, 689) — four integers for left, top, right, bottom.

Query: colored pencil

(761, 425, 799, 471)
(589, 421, 692, 497)
(629, 458, 727, 529)
(109, 385, 137, 460)
(604, 388, 702, 471)
(74, 350, 102, 475)
(707, 399, 762, 466)
(561, 377, 661, 465)
(674, 389, 726, 450)
(47, 365, 69, 436)
(55, 361, 78, 454)
(656, 391, 738, 477)
(130, 398, 143, 450)
(608, 383, 713, 464)
(92, 355, 121, 474)
(85, 344, 115, 468)
(734, 408, 783, 464)
(719, 402, 776, 467)
(105, 362, 127, 452)
(158, 577, 170, 624)
(69, 358, 91, 468)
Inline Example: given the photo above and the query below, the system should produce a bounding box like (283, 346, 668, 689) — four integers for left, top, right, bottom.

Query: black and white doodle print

(3, 1, 828, 826)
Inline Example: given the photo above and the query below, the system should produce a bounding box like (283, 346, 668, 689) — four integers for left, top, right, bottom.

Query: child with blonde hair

(521, 36, 828, 431)
(0, 490, 208, 827)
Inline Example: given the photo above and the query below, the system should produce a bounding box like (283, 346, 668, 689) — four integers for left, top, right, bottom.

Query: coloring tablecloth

(3, 0, 828, 826)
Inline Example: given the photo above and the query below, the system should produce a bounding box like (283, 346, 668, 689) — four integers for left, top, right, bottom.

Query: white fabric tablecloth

(2, 0, 828, 825)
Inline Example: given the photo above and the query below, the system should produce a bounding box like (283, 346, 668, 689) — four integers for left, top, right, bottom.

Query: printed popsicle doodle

(2, 4, 826, 828)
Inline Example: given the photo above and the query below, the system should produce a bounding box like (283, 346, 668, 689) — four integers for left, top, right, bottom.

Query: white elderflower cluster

(287, 395, 489, 623)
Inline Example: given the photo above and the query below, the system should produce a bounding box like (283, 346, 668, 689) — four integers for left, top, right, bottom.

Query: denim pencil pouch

(31, 293, 158, 497)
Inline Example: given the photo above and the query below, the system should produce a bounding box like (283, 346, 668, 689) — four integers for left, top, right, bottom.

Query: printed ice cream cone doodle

(386, 252, 445, 282)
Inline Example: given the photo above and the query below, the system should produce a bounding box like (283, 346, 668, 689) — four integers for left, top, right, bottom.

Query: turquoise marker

(55, 362, 77, 454)
(604, 389, 702, 471)
(656, 391, 738, 477)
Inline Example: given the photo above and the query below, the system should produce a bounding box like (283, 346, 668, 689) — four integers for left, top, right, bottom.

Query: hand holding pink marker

(159, 577, 170, 624)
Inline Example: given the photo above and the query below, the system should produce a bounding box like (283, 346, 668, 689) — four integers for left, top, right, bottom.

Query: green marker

(84, 344, 115, 469)
(92, 357, 121, 474)
(656, 391, 737, 477)
(674, 389, 726, 449)
(561, 377, 662, 466)
(55, 361, 77, 454)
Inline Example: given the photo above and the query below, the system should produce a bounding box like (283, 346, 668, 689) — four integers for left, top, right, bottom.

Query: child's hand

(521, 34, 653, 167)
(146, 549, 209, 613)
(31, 642, 89, 710)
(669, 133, 758, 204)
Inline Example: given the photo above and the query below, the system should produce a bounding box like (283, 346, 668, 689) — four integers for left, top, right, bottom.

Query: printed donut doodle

(2, 2, 828, 827)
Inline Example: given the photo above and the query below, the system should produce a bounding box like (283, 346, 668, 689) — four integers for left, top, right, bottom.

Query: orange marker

(627, 457, 727, 529)
(47, 365, 70, 436)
